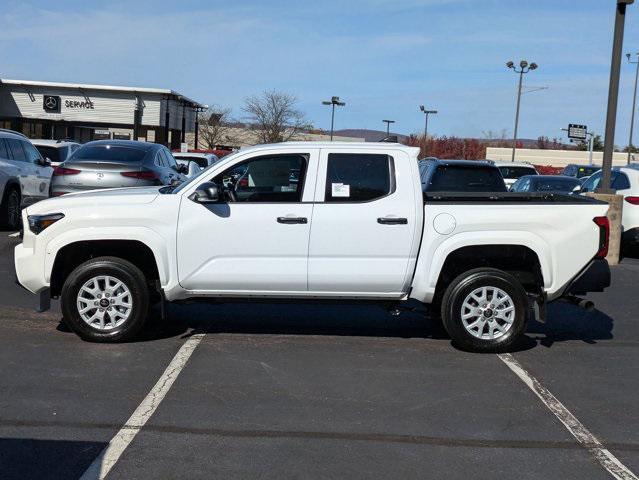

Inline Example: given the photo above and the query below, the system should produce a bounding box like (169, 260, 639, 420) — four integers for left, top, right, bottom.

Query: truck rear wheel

(440, 268, 527, 352)
(61, 256, 149, 343)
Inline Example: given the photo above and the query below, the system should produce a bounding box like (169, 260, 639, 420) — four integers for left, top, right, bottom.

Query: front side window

(22, 141, 43, 164)
(0, 139, 9, 159)
(212, 153, 307, 203)
(5, 138, 28, 162)
(581, 172, 601, 192)
(163, 149, 178, 169)
(325, 153, 393, 202)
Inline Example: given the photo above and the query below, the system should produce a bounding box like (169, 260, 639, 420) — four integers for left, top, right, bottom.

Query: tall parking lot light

(322, 96, 346, 141)
(626, 52, 639, 164)
(600, 1, 634, 193)
(419, 105, 437, 139)
(383, 119, 395, 136)
(507, 60, 538, 162)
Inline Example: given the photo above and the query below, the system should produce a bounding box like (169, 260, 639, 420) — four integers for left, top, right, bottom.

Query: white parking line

(79, 333, 206, 480)
(8, 231, 20, 238)
(498, 353, 638, 480)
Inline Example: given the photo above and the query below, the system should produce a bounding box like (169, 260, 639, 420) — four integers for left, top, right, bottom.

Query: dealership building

(0, 78, 205, 148)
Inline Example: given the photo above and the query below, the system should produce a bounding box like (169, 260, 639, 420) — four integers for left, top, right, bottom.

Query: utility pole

(506, 60, 538, 162)
(600, 1, 634, 193)
(322, 96, 346, 141)
(626, 52, 639, 164)
(382, 119, 395, 136)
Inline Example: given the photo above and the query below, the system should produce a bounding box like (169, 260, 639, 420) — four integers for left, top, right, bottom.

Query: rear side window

(5, 138, 28, 162)
(612, 172, 630, 190)
(325, 153, 394, 202)
(72, 145, 147, 163)
(428, 165, 507, 192)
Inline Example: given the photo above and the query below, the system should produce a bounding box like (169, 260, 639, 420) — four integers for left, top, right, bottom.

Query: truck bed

(423, 191, 606, 204)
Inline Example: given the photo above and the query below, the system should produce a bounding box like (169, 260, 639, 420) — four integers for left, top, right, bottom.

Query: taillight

(593, 216, 609, 259)
(625, 196, 639, 205)
(51, 192, 66, 197)
(53, 166, 81, 176)
(120, 171, 159, 180)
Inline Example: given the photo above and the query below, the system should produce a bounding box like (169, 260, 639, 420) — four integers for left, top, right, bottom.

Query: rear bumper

(563, 258, 611, 297)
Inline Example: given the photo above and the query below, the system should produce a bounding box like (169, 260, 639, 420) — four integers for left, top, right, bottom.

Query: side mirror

(177, 163, 189, 174)
(188, 182, 220, 203)
(38, 157, 51, 167)
(572, 185, 582, 194)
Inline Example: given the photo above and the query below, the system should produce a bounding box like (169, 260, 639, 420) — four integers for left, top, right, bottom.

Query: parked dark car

(510, 175, 581, 193)
(562, 164, 601, 178)
(418, 159, 507, 192)
(51, 140, 188, 196)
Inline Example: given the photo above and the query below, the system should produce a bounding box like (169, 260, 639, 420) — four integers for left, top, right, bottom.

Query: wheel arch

(48, 235, 168, 298)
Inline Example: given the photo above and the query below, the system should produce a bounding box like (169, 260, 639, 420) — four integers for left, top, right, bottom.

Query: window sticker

(331, 183, 350, 197)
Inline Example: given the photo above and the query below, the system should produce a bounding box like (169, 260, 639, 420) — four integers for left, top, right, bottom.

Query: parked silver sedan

(51, 140, 188, 196)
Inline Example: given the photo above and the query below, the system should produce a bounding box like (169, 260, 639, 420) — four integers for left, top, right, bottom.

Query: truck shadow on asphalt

(56, 300, 615, 353)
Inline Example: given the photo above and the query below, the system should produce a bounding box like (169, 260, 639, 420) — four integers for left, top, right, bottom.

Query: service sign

(568, 124, 587, 141)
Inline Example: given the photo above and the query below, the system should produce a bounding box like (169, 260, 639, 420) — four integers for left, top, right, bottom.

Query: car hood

(26, 186, 162, 215)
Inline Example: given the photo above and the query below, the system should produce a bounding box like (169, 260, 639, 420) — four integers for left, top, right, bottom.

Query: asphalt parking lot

(1, 233, 638, 480)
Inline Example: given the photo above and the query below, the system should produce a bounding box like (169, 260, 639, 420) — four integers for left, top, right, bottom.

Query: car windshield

(35, 145, 64, 163)
(498, 166, 536, 179)
(168, 150, 242, 194)
(566, 165, 600, 178)
(70, 145, 147, 163)
(175, 156, 209, 168)
(428, 165, 507, 192)
(532, 178, 580, 192)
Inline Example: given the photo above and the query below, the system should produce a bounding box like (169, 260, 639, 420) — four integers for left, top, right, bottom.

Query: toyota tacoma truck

(15, 142, 611, 352)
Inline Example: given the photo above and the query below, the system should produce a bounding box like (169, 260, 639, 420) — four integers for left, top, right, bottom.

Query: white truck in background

(15, 141, 611, 352)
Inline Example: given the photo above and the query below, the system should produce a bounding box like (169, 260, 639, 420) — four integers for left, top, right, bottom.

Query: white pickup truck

(15, 142, 611, 352)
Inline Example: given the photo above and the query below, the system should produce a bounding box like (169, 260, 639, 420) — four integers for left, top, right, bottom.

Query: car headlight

(27, 213, 65, 234)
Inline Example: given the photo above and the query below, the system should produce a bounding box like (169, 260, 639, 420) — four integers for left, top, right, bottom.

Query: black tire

(0, 186, 21, 230)
(61, 256, 150, 343)
(440, 268, 528, 353)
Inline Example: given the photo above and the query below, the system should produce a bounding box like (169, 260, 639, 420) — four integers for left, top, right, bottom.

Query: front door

(177, 149, 318, 293)
(308, 149, 417, 296)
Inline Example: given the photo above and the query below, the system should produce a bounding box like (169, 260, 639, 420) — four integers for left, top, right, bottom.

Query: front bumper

(14, 241, 48, 295)
(563, 258, 611, 296)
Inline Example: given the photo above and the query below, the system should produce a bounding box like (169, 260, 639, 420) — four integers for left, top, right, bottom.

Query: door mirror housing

(177, 163, 189, 174)
(189, 182, 221, 203)
(38, 157, 52, 167)
(572, 185, 582, 194)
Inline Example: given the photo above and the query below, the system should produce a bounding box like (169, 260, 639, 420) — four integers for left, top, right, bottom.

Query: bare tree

(198, 106, 233, 149)
(242, 90, 310, 143)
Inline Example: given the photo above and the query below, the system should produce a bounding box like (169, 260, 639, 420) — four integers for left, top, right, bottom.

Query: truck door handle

(277, 217, 308, 224)
(377, 217, 408, 225)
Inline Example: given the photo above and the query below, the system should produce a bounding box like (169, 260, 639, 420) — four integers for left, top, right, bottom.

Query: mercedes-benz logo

(44, 96, 57, 109)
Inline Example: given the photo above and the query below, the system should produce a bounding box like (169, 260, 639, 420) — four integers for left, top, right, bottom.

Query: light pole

(627, 52, 639, 164)
(507, 60, 538, 162)
(600, 1, 634, 193)
(322, 96, 345, 141)
(382, 119, 395, 136)
(419, 105, 437, 139)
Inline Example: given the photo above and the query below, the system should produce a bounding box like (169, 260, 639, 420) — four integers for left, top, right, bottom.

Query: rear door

(307, 149, 417, 295)
(5, 138, 37, 202)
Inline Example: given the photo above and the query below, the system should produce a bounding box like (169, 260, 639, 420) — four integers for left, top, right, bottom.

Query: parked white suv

(15, 142, 610, 351)
(0, 129, 53, 229)
(579, 166, 639, 248)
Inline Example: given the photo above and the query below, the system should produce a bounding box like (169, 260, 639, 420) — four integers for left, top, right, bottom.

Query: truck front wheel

(60, 256, 150, 342)
(440, 268, 528, 352)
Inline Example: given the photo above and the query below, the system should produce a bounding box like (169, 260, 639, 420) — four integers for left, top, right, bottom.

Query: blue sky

(1, 0, 639, 144)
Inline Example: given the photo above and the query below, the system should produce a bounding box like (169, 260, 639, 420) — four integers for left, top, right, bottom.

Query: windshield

(532, 178, 580, 192)
(498, 166, 536, 179)
(175, 156, 209, 168)
(169, 150, 242, 194)
(70, 145, 147, 163)
(35, 145, 66, 163)
(428, 165, 507, 192)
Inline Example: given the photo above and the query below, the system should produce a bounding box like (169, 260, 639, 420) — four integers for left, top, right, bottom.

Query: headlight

(27, 213, 65, 234)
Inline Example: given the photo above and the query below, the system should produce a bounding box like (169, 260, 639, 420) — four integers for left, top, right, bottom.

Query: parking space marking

(7, 232, 20, 238)
(79, 333, 206, 480)
(498, 353, 638, 480)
